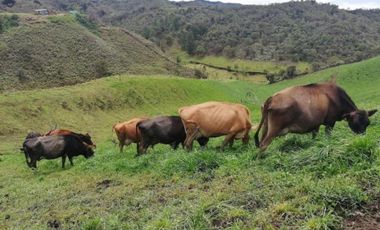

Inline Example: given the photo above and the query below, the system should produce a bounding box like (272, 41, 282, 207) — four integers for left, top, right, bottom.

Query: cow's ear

(368, 109, 378, 117)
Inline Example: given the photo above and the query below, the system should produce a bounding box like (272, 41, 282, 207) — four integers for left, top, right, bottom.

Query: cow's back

(138, 116, 185, 143)
(123, 118, 146, 141)
(24, 136, 66, 159)
(269, 83, 339, 130)
(179, 102, 251, 137)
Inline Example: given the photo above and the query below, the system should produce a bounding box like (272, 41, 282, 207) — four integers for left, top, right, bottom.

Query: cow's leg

(259, 124, 285, 155)
(260, 118, 269, 145)
(69, 157, 74, 166)
(220, 133, 236, 151)
(197, 137, 209, 150)
(136, 142, 140, 154)
(61, 155, 66, 168)
(228, 138, 235, 148)
(172, 141, 180, 150)
(325, 123, 335, 136)
(137, 141, 148, 156)
(30, 158, 37, 169)
(242, 129, 250, 145)
(184, 127, 199, 151)
(24, 151, 31, 166)
(119, 141, 124, 153)
(312, 126, 320, 139)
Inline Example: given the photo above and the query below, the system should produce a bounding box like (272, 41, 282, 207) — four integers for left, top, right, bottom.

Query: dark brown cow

(112, 118, 147, 153)
(254, 82, 377, 152)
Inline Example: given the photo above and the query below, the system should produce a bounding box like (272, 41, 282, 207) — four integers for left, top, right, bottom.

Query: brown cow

(45, 129, 96, 148)
(254, 82, 377, 152)
(112, 118, 147, 153)
(179, 101, 252, 151)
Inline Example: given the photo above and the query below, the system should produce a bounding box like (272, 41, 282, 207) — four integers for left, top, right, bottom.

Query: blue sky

(170, 0, 380, 10)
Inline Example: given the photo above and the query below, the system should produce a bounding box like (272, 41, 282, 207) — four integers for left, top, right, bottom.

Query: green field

(0, 56, 379, 229)
(171, 49, 312, 77)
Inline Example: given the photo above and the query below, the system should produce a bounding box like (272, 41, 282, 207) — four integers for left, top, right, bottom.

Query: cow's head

(343, 109, 377, 134)
(81, 133, 96, 148)
(83, 142, 95, 158)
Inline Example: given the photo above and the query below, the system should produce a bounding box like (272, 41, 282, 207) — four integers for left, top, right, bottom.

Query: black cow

(22, 135, 94, 169)
(137, 116, 209, 155)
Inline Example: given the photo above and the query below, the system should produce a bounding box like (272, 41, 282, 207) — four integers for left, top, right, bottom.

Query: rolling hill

(0, 13, 189, 91)
(3, 0, 380, 67)
(0, 55, 379, 229)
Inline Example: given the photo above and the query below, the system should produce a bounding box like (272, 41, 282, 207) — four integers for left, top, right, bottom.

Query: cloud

(170, 0, 380, 9)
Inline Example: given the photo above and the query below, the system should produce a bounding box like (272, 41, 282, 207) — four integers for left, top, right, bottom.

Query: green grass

(0, 56, 380, 229)
(171, 49, 311, 76)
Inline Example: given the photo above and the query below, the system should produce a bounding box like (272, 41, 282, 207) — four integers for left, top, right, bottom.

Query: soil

(344, 199, 380, 229)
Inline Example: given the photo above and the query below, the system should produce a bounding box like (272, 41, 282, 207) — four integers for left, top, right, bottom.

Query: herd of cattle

(21, 81, 377, 169)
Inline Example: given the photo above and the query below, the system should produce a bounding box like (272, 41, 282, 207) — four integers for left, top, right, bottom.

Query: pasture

(0, 56, 380, 229)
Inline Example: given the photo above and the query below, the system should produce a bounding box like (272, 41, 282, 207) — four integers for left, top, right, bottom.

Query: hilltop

(3, 0, 380, 67)
(0, 13, 189, 91)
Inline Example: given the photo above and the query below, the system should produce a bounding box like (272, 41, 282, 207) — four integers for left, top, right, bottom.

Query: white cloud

(170, 0, 380, 9)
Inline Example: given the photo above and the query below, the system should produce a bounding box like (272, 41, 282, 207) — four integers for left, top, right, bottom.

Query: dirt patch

(96, 179, 121, 191)
(344, 199, 380, 229)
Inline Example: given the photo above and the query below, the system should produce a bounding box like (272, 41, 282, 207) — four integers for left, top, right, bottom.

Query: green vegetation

(4, 1, 380, 66)
(0, 13, 18, 33)
(0, 55, 380, 228)
(172, 49, 309, 82)
(0, 13, 189, 91)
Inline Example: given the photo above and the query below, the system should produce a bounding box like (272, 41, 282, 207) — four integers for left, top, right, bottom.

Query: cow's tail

(254, 97, 272, 148)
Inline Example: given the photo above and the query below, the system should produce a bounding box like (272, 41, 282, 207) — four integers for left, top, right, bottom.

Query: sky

(170, 0, 380, 10)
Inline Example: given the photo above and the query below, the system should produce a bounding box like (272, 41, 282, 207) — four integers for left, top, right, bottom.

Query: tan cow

(112, 117, 147, 153)
(179, 101, 252, 151)
(254, 82, 377, 152)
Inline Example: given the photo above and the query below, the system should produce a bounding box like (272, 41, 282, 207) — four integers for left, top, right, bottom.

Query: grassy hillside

(3, 1, 380, 66)
(0, 57, 379, 229)
(0, 13, 187, 91)
(0, 75, 255, 153)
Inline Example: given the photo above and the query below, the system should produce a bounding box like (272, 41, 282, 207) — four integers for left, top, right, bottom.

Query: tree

(2, 0, 15, 7)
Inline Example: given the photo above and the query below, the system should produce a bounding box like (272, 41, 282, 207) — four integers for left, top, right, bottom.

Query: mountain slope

(0, 13, 186, 91)
(4, 0, 380, 66)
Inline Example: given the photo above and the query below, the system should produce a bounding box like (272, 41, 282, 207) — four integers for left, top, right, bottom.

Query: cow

(254, 82, 378, 152)
(178, 101, 252, 151)
(22, 134, 94, 169)
(45, 129, 96, 148)
(112, 118, 147, 153)
(136, 116, 209, 155)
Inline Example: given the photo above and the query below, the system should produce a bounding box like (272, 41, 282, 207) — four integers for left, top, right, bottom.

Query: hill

(3, 0, 380, 67)
(0, 13, 188, 91)
(0, 56, 379, 229)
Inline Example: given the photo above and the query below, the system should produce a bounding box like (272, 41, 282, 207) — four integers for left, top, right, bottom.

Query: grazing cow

(254, 82, 378, 152)
(137, 116, 209, 155)
(179, 101, 252, 151)
(45, 129, 96, 148)
(112, 118, 147, 153)
(22, 135, 94, 169)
